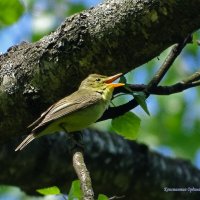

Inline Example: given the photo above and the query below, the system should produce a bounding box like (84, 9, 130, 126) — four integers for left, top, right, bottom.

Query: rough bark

(0, 0, 200, 141)
(1, 130, 200, 200)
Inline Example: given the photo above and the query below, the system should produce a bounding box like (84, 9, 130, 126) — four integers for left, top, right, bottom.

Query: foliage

(0, 0, 24, 28)
(30, 0, 87, 42)
(97, 194, 109, 200)
(68, 180, 83, 200)
(36, 186, 61, 195)
(35, 181, 109, 200)
(133, 92, 150, 115)
(112, 111, 141, 140)
(119, 75, 150, 115)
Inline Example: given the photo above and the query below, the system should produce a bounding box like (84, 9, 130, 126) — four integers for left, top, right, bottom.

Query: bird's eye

(95, 78, 101, 82)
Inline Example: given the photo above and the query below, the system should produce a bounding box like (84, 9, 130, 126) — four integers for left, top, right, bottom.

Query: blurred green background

(0, 0, 200, 199)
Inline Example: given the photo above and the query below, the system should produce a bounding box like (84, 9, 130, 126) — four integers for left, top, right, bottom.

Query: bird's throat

(101, 87, 114, 106)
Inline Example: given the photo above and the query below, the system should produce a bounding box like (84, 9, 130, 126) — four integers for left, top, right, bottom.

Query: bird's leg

(59, 123, 84, 151)
(69, 131, 84, 151)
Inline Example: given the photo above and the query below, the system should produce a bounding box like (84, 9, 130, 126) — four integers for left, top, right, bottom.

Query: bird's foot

(59, 124, 84, 151)
(67, 132, 84, 152)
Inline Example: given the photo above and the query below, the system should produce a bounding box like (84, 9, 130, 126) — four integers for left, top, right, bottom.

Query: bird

(15, 73, 124, 151)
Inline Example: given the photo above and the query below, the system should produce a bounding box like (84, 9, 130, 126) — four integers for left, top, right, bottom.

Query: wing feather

(32, 90, 102, 132)
(28, 104, 55, 128)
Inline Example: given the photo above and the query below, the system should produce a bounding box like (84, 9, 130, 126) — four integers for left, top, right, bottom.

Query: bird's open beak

(105, 73, 125, 88)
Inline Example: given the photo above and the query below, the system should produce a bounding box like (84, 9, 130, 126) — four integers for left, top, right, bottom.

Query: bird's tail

(15, 133, 36, 151)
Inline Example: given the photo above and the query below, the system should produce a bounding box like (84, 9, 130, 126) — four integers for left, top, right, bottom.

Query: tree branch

(146, 35, 192, 89)
(1, 130, 200, 200)
(109, 78, 200, 96)
(73, 150, 94, 200)
(69, 132, 94, 200)
(183, 71, 200, 84)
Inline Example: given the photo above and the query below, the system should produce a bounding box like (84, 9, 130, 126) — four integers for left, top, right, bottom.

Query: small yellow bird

(15, 73, 124, 151)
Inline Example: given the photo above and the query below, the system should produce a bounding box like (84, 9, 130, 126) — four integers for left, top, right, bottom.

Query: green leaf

(36, 186, 61, 196)
(111, 112, 141, 140)
(98, 194, 109, 200)
(0, 0, 24, 28)
(68, 180, 83, 200)
(133, 92, 150, 115)
(119, 75, 127, 84)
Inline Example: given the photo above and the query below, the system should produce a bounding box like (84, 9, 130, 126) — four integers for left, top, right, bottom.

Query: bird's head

(79, 73, 125, 92)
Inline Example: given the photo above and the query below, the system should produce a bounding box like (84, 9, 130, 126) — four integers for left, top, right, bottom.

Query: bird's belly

(42, 101, 107, 134)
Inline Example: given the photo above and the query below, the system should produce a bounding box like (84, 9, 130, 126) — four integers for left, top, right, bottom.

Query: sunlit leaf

(112, 111, 141, 140)
(0, 0, 24, 28)
(98, 194, 109, 200)
(36, 186, 61, 195)
(68, 180, 83, 200)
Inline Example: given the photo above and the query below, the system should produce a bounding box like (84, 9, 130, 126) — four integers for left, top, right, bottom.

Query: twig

(100, 35, 191, 121)
(119, 72, 200, 95)
(109, 195, 126, 199)
(68, 132, 94, 200)
(147, 34, 192, 90)
(126, 81, 200, 95)
(149, 82, 200, 94)
(182, 71, 200, 84)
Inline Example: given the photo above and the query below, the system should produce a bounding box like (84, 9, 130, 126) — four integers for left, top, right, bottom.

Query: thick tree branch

(1, 0, 200, 142)
(1, 130, 200, 200)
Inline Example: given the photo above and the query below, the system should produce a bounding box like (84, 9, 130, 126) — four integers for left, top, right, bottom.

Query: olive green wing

(32, 90, 102, 131)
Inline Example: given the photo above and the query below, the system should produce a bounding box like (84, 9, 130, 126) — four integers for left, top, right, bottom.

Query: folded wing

(32, 90, 102, 132)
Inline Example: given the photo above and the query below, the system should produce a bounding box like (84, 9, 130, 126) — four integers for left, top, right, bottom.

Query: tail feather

(15, 133, 36, 151)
